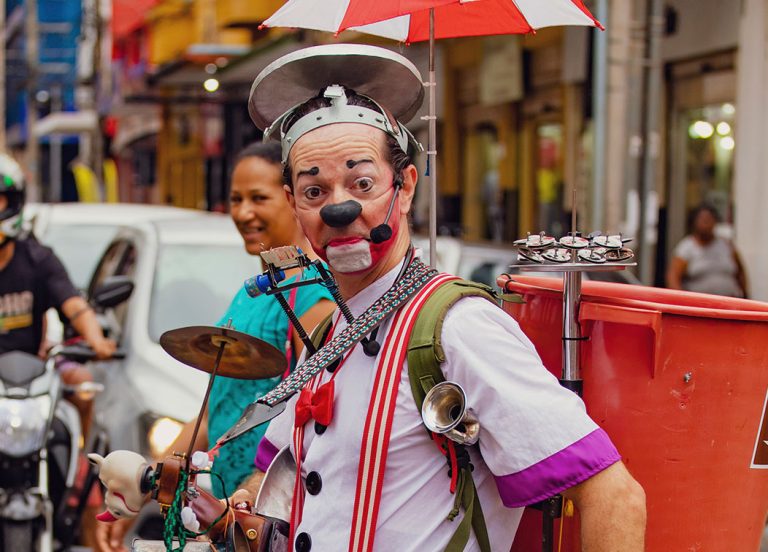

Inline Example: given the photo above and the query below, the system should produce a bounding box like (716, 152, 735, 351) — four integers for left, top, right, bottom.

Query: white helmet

(0, 153, 26, 244)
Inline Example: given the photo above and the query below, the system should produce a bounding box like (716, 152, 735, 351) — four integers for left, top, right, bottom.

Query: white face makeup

(285, 123, 416, 280)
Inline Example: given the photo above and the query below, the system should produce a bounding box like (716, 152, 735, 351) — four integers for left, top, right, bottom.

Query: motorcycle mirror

(91, 276, 134, 309)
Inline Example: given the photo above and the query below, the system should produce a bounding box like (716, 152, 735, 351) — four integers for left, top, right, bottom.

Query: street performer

(235, 44, 645, 552)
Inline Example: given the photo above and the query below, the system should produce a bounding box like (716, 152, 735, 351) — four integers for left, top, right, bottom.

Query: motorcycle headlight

(0, 396, 51, 457)
(142, 414, 185, 459)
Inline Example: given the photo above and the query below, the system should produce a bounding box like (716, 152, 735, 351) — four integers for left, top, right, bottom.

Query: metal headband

(263, 85, 422, 164)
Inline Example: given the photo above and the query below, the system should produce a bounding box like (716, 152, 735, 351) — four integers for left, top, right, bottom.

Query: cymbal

(159, 325, 286, 380)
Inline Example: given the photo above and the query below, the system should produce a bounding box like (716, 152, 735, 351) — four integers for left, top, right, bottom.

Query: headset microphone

(370, 175, 403, 244)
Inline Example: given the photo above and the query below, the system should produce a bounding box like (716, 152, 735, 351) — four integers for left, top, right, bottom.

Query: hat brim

(249, 44, 425, 131)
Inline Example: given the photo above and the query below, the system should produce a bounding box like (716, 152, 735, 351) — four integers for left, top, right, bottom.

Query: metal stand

(510, 232, 636, 552)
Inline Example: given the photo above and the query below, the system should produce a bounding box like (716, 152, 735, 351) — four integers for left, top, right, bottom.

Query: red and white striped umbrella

(261, 0, 602, 266)
(262, 0, 602, 42)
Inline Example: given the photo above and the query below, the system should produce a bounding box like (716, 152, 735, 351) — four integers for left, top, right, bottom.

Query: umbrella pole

(428, 8, 437, 267)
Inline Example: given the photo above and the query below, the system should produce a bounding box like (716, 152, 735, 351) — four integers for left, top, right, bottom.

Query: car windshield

(43, 224, 119, 290)
(148, 244, 261, 342)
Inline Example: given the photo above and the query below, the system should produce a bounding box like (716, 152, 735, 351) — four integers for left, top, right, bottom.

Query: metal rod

(0, 0, 6, 152)
(50, 86, 62, 201)
(636, 0, 664, 284)
(562, 271, 582, 382)
(316, 262, 356, 325)
(25, 0, 39, 201)
(428, 7, 437, 268)
(590, 0, 608, 231)
(186, 338, 228, 464)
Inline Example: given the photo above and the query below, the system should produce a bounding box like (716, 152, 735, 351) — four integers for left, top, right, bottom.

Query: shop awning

(112, 0, 160, 39)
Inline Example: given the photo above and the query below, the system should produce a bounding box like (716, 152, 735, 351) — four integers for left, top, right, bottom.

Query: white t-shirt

(255, 263, 619, 552)
(674, 236, 742, 297)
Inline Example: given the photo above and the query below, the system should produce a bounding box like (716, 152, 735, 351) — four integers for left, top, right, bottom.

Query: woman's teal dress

(207, 273, 331, 498)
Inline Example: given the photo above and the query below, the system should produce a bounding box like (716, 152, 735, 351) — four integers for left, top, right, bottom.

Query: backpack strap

(406, 279, 498, 552)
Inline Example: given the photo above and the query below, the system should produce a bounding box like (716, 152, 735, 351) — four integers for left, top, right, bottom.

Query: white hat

(249, 44, 425, 163)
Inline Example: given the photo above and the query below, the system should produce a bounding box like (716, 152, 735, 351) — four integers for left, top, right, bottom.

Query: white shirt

(256, 263, 619, 552)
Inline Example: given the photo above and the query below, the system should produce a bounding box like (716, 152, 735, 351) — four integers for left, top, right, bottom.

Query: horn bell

(421, 381, 479, 446)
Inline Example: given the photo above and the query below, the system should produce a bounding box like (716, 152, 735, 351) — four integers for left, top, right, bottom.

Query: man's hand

(228, 488, 256, 512)
(62, 296, 117, 359)
(94, 517, 131, 552)
(91, 336, 117, 360)
(222, 471, 266, 512)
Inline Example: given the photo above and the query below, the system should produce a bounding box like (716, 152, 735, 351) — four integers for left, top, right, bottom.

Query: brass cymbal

(159, 325, 286, 380)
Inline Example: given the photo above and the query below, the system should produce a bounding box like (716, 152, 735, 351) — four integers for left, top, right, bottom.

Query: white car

(83, 213, 262, 542)
(25, 202, 201, 290)
(87, 214, 261, 457)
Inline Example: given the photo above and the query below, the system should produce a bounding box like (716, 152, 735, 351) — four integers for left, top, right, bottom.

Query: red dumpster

(499, 274, 768, 552)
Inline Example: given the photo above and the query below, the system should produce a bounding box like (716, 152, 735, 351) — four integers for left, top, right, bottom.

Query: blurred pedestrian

(94, 142, 334, 552)
(667, 203, 748, 298)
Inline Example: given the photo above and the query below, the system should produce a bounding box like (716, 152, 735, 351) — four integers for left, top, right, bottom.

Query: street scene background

(4, 0, 768, 551)
(3, 0, 768, 300)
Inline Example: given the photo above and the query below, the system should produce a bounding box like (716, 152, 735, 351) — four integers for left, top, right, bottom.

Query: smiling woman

(229, 143, 297, 255)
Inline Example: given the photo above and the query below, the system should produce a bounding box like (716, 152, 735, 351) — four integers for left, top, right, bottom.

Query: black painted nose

(320, 200, 363, 228)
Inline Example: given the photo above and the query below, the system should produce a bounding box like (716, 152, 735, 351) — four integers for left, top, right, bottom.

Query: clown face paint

(321, 200, 401, 273)
(288, 124, 413, 278)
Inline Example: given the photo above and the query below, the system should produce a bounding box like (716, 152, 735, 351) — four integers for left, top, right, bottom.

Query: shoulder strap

(406, 279, 497, 552)
(407, 279, 498, 407)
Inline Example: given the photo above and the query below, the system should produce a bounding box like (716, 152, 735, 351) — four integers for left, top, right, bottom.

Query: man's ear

(284, 184, 295, 210)
(398, 164, 418, 215)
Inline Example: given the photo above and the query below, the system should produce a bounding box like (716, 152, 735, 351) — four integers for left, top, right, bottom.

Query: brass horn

(421, 382, 479, 445)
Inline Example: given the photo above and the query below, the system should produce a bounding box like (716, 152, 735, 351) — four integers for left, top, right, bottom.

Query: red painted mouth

(326, 237, 367, 247)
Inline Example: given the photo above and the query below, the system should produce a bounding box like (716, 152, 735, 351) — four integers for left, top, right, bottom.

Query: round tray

(508, 262, 637, 273)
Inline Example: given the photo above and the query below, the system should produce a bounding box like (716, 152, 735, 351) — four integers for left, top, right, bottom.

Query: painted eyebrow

(346, 159, 374, 169)
(297, 166, 320, 178)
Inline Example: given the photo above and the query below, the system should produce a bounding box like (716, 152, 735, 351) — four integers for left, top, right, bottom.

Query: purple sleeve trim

(494, 428, 620, 508)
(254, 437, 279, 472)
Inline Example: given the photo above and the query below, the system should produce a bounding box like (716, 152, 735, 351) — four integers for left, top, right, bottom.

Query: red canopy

(112, 0, 160, 40)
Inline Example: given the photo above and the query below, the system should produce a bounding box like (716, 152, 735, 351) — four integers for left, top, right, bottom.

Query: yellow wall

(216, 0, 284, 28)
(157, 105, 206, 209)
(148, 0, 253, 67)
(148, 0, 195, 66)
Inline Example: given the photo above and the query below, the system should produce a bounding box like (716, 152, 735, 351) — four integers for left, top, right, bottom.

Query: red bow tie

(295, 380, 335, 428)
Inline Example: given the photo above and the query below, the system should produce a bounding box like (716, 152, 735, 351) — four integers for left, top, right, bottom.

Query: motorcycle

(0, 276, 133, 551)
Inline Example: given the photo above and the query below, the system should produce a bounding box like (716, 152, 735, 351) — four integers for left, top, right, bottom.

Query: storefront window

(536, 123, 564, 235)
(683, 103, 735, 227)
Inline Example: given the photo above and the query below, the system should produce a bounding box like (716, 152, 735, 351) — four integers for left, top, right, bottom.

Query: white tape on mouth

(326, 240, 372, 273)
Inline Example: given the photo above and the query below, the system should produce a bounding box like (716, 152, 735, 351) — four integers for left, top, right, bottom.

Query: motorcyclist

(0, 152, 116, 547)
(0, 152, 115, 360)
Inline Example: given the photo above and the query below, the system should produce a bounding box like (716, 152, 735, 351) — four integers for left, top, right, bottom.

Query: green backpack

(310, 278, 513, 552)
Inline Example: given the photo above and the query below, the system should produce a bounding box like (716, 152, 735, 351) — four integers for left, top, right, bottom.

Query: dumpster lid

(499, 274, 768, 322)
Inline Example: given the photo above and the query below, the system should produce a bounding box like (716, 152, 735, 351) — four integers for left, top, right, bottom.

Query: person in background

(0, 152, 116, 549)
(94, 142, 334, 551)
(667, 203, 748, 298)
(0, 152, 115, 360)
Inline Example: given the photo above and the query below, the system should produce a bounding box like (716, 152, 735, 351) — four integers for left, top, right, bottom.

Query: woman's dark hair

(687, 203, 721, 232)
(235, 141, 282, 166)
(281, 87, 414, 188)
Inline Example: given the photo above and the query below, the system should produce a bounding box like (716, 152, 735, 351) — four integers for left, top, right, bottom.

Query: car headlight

(143, 414, 185, 459)
(0, 396, 51, 457)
